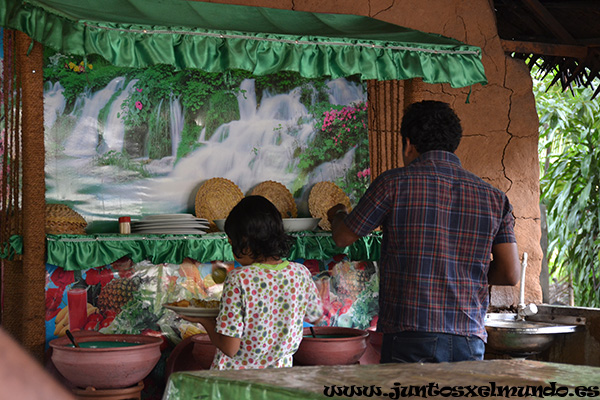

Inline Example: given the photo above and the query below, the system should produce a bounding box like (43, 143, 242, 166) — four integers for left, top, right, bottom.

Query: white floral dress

(212, 260, 323, 370)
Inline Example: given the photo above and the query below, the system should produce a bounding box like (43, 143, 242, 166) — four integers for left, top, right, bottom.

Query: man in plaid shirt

(327, 100, 520, 363)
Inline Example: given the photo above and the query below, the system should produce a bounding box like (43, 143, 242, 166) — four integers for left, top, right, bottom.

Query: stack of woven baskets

(194, 177, 352, 232)
(46, 204, 88, 235)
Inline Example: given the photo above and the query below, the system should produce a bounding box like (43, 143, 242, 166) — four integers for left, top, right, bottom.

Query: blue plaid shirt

(344, 151, 515, 341)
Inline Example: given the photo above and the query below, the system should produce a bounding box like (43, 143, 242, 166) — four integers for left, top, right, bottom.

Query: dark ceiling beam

(539, 1, 600, 11)
(520, 0, 578, 44)
(501, 39, 588, 59)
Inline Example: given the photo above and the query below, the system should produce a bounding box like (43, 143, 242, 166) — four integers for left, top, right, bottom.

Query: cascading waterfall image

(43, 53, 370, 231)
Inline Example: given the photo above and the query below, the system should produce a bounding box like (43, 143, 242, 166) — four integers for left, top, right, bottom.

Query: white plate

(132, 228, 207, 234)
(283, 218, 321, 232)
(136, 217, 208, 224)
(164, 304, 219, 317)
(143, 214, 200, 220)
(132, 225, 209, 231)
(132, 221, 209, 228)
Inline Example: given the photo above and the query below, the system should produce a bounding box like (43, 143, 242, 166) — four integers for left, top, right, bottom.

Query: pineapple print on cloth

(332, 261, 371, 301)
(320, 259, 378, 329)
(97, 277, 141, 314)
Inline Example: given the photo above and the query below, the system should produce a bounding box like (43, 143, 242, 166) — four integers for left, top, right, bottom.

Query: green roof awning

(1, 0, 487, 88)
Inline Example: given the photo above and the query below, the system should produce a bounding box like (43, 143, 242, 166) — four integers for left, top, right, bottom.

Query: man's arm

(327, 204, 360, 248)
(488, 242, 521, 285)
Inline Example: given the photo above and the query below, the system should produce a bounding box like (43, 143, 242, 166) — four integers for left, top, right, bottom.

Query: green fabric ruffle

(1, 0, 486, 87)
(43, 232, 381, 270)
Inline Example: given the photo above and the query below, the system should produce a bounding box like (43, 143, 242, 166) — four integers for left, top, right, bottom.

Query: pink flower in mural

(136, 88, 143, 92)
(358, 168, 370, 180)
(135, 101, 143, 110)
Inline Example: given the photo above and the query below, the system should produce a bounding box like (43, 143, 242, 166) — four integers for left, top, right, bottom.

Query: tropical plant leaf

(536, 67, 600, 307)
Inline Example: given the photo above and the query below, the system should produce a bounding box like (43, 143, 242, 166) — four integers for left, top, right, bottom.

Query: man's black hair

(400, 100, 463, 153)
(225, 195, 292, 260)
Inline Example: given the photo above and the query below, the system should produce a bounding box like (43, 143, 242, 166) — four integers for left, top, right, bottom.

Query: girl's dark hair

(400, 100, 463, 153)
(224, 195, 293, 260)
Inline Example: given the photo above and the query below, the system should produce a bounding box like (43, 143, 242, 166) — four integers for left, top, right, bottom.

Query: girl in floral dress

(183, 195, 323, 369)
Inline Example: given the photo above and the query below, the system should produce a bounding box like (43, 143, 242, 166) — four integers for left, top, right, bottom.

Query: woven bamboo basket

(195, 178, 244, 232)
(46, 204, 87, 235)
(248, 180, 297, 219)
(308, 182, 352, 230)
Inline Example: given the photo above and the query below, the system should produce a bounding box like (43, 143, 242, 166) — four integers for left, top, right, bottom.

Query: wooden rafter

(501, 39, 588, 59)
(520, 0, 577, 44)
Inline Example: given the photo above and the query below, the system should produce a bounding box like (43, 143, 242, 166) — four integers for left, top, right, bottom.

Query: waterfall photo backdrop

(43, 52, 370, 232)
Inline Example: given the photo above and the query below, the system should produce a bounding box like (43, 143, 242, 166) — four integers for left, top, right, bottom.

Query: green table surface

(163, 360, 600, 400)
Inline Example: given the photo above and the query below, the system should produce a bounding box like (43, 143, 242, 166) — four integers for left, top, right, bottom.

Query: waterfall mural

(43, 53, 370, 232)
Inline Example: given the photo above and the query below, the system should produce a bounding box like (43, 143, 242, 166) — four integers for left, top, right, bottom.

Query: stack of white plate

(131, 214, 210, 235)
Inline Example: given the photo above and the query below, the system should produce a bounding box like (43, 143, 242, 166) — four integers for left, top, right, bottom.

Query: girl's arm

(181, 316, 241, 357)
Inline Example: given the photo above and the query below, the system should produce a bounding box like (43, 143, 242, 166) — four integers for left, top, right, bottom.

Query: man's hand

(327, 203, 360, 248)
(327, 203, 348, 224)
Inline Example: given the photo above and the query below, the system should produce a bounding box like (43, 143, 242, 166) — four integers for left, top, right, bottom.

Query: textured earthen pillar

(367, 79, 404, 179)
(3, 32, 47, 361)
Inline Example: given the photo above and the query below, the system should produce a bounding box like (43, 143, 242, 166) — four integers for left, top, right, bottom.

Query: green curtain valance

(42, 231, 382, 271)
(1, 0, 486, 87)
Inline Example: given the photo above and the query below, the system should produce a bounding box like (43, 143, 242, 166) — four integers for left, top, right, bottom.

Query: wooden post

(3, 31, 47, 361)
(367, 79, 404, 179)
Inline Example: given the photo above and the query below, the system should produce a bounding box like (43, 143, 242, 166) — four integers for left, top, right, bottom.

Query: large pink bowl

(49, 334, 162, 389)
(294, 327, 369, 366)
(191, 334, 217, 369)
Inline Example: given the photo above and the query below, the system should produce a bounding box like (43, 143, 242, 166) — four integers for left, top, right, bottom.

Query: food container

(119, 216, 131, 234)
(294, 327, 369, 366)
(49, 334, 162, 389)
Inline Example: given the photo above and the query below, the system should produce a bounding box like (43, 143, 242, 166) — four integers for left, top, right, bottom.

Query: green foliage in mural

(146, 103, 172, 160)
(253, 71, 330, 105)
(43, 52, 130, 108)
(94, 150, 149, 178)
(176, 123, 204, 161)
(297, 101, 370, 202)
(121, 64, 177, 128)
(536, 74, 600, 308)
(204, 91, 240, 141)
